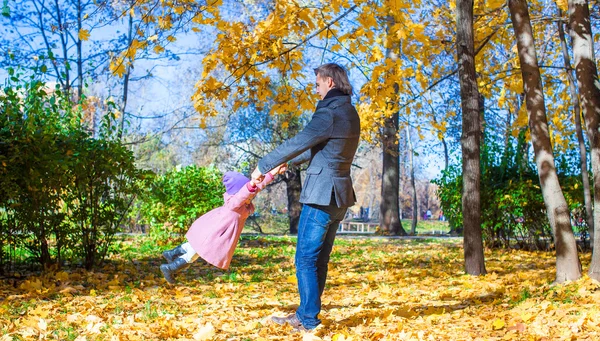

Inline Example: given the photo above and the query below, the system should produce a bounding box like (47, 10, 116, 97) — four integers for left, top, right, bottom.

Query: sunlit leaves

(1, 236, 599, 339)
(78, 29, 90, 41)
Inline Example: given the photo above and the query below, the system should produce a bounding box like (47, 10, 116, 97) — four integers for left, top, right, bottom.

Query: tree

(508, 0, 581, 283)
(1, 0, 207, 138)
(557, 8, 593, 245)
(567, 0, 600, 281)
(456, 0, 486, 275)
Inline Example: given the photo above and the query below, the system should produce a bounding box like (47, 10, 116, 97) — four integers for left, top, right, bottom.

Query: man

(251, 63, 361, 331)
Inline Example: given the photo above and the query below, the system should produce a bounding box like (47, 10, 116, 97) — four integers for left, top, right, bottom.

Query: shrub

(138, 165, 225, 244)
(0, 64, 143, 271)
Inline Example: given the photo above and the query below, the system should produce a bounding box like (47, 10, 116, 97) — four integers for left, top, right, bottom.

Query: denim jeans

(295, 202, 347, 329)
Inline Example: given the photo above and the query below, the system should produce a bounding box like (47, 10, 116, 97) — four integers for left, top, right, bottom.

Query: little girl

(159, 164, 286, 284)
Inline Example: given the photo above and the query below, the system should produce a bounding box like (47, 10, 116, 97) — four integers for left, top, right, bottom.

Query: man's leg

(316, 206, 347, 296)
(294, 204, 335, 329)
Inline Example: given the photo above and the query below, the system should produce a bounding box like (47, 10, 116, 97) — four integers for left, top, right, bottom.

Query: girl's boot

(162, 245, 185, 263)
(160, 258, 189, 284)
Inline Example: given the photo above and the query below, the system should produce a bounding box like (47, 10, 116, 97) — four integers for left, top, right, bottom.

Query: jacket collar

(317, 93, 351, 109)
(323, 88, 347, 100)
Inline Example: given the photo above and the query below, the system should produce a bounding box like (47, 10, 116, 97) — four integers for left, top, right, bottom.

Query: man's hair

(313, 63, 353, 96)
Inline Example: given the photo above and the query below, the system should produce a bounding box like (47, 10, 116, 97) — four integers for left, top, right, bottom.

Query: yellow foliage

(109, 58, 126, 78)
(78, 29, 90, 41)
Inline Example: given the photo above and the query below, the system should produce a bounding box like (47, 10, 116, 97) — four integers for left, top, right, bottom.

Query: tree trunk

(407, 125, 418, 235)
(284, 168, 302, 234)
(509, 0, 581, 283)
(379, 15, 406, 236)
(558, 10, 593, 246)
(568, 0, 600, 281)
(76, 0, 83, 101)
(118, 13, 134, 140)
(380, 113, 406, 235)
(456, 0, 486, 275)
(53, 0, 71, 94)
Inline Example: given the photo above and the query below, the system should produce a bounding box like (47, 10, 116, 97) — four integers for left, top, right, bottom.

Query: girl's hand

(249, 179, 257, 188)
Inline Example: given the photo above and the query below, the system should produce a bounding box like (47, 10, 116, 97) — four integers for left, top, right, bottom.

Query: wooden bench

(337, 221, 378, 234)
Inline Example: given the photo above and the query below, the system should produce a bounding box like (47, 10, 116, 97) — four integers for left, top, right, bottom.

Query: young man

(251, 63, 361, 331)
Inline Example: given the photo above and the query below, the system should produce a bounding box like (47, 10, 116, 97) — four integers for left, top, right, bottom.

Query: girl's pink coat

(185, 173, 274, 270)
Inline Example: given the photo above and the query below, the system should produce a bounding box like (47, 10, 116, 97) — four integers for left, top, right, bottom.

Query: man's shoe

(271, 313, 302, 327)
(292, 324, 310, 333)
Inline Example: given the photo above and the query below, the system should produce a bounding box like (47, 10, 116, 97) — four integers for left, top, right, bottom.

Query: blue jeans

(295, 202, 347, 329)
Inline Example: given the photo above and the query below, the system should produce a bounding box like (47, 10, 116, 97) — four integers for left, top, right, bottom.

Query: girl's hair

(313, 63, 352, 96)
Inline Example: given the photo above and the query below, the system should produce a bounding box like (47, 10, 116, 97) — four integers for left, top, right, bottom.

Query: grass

(243, 213, 451, 235)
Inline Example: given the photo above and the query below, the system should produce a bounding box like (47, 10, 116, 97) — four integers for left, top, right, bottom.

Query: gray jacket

(258, 95, 360, 208)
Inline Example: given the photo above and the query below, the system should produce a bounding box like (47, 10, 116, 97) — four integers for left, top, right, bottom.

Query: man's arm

(288, 150, 311, 167)
(255, 109, 333, 176)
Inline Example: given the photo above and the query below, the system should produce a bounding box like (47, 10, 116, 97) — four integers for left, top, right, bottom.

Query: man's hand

(270, 163, 288, 176)
(251, 166, 264, 182)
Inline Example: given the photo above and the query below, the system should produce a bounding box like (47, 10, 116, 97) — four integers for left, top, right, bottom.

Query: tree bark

(407, 125, 418, 235)
(568, 0, 600, 281)
(76, 0, 83, 101)
(118, 13, 134, 140)
(284, 168, 302, 234)
(509, 0, 581, 283)
(380, 113, 406, 235)
(558, 9, 593, 245)
(379, 15, 406, 236)
(456, 0, 486, 275)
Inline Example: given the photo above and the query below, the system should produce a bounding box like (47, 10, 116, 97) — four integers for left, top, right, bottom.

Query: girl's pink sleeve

(224, 182, 257, 210)
(224, 173, 275, 210)
(255, 172, 274, 191)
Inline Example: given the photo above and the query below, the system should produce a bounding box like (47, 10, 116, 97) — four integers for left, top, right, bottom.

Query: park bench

(337, 221, 378, 234)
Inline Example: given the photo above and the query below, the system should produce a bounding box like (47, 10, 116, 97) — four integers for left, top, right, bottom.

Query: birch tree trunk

(568, 0, 600, 281)
(456, 0, 486, 275)
(406, 125, 418, 235)
(509, 0, 581, 283)
(118, 13, 134, 140)
(557, 10, 593, 246)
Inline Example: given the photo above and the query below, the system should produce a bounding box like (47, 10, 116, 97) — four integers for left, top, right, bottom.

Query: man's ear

(327, 77, 335, 88)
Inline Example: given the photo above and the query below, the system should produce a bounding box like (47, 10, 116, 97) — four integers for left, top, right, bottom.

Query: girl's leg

(162, 244, 186, 263)
(179, 242, 199, 263)
(160, 243, 198, 284)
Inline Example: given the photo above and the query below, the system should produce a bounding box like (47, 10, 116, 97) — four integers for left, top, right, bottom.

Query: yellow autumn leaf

(286, 275, 297, 284)
(55, 271, 69, 281)
(332, 334, 346, 341)
(109, 59, 127, 78)
(78, 29, 90, 41)
(193, 322, 215, 340)
(492, 318, 505, 330)
(521, 312, 534, 322)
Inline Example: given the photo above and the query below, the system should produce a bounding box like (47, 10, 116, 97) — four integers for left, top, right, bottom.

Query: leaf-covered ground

(1, 235, 599, 340)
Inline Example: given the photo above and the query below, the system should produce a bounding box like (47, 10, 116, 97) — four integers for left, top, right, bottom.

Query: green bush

(138, 165, 225, 244)
(434, 138, 585, 250)
(0, 63, 143, 271)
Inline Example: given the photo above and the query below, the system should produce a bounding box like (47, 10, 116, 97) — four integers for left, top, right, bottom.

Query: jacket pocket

(301, 167, 322, 200)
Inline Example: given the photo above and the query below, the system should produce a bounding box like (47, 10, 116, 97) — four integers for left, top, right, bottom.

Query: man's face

(315, 74, 333, 100)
